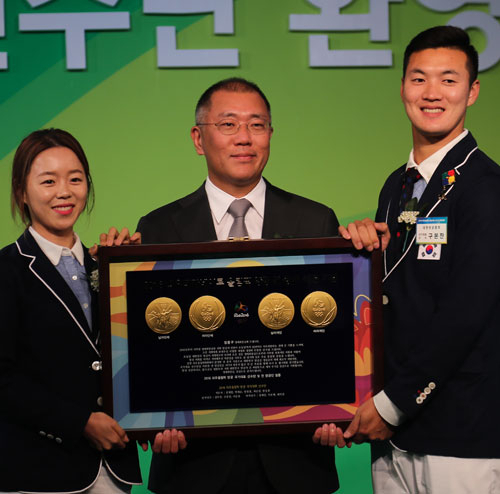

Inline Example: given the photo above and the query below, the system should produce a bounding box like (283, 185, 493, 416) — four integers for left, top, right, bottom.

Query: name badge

(416, 217, 447, 245)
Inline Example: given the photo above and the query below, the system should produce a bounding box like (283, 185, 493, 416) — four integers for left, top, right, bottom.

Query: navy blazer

(137, 179, 340, 494)
(376, 132, 500, 457)
(0, 231, 141, 492)
(137, 179, 339, 244)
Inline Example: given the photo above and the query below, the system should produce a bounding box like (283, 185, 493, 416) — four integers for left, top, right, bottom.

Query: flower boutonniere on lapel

(398, 198, 420, 230)
(397, 198, 429, 251)
(89, 269, 99, 292)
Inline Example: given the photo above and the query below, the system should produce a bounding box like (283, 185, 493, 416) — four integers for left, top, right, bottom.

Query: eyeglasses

(196, 118, 271, 136)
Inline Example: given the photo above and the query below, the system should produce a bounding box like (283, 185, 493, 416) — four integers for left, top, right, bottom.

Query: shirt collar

(205, 177, 266, 223)
(29, 226, 85, 267)
(407, 129, 469, 183)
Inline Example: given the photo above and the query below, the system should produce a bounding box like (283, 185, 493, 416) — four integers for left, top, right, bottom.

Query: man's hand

(152, 428, 187, 454)
(339, 219, 390, 252)
(343, 398, 394, 444)
(83, 412, 129, 451)
(312, 423, 351, 448)
(89, 227, 141, 256)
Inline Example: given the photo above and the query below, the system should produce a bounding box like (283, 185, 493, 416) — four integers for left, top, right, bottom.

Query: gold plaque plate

(189, 295, 226, 332)
(301, 291, 337, 328)
(145, 297, 182, 334)
(258, 293, 295, 330)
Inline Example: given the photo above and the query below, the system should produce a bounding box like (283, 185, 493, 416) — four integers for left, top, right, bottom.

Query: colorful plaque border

(98, 238, 383, 439)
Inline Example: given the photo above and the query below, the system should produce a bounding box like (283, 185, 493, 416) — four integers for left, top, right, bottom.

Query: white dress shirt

(204, 177, 266, 240)
(29, 226, 85, 267)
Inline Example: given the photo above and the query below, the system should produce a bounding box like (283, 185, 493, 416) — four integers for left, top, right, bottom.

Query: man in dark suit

(340, 26, 500, 492)
(136, 78, 338, 245)
(136, 78, 342, 494)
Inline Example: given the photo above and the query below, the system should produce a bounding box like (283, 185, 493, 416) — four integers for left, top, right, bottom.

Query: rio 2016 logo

(233, 301, 249, 318)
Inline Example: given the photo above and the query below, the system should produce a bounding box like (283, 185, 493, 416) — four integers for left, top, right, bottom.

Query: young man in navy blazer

(340, 26, 500, 493)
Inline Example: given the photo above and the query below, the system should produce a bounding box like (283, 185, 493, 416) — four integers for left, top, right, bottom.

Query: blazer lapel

(418, 132, 477, 211)
(416, 158, 456, 217)
(385, 165, 449, 278)
(261, 180, 297, 239)
(84, 249, 100, 342)
(17, 232, 100, 355)
(383, 168, 408, 275)
(383, 133, 478, 280)
(172, 184, 217, 242)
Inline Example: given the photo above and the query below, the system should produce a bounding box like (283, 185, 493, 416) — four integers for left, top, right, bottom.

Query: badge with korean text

(416, 217, 447, 245)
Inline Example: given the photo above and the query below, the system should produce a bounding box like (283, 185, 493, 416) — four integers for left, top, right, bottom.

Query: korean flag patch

(418, 244, 441, 260)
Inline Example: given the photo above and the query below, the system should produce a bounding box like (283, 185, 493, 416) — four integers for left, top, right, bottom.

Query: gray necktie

(227, 199, 252, 238)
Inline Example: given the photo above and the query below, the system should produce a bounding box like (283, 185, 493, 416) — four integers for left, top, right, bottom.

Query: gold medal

(145, 297, 182, 334)
(301, 291, 337, 328)
(189, 296, 226, 332)
(258, 293, 294, 330)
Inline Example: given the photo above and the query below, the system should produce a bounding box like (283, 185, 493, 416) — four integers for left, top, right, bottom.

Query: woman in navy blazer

(0, 129, 141, 492)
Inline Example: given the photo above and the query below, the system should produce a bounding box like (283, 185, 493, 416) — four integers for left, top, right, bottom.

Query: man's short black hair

(403, 26, 479, 86)
(195, 77, 271, 122)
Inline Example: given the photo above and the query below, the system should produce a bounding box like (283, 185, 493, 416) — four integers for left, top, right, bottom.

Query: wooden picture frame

(98, 238, 383, 440)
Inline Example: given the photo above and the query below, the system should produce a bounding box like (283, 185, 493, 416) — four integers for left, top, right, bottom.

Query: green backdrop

(1, 1, 499, 492)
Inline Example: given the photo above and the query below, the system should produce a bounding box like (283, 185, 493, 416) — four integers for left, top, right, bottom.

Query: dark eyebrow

(409, 68, 460, 77)
(217, 111, 267, 119)
(36, 169, 84, 178)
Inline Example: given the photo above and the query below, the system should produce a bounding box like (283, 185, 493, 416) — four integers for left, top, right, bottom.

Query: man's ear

(467, 79, 480, 108)
(190, 126, 205, 156)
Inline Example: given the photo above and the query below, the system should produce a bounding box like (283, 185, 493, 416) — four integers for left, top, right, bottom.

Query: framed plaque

(98, 238, 383, 440)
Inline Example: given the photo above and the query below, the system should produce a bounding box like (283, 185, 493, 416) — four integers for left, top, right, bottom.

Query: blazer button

(39, 431, 46, 437)
(429, 382, 436, 390)
(47, 433, 54, 440)
(382, 295, 389, 305)
(416, 397, 423, 404)
(424, 387, 431, 394)
(97, 396, 104, 407)
(55, 437, 62, 444)
(420, 392, 427, 400)
(91, 361, 102, 371)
